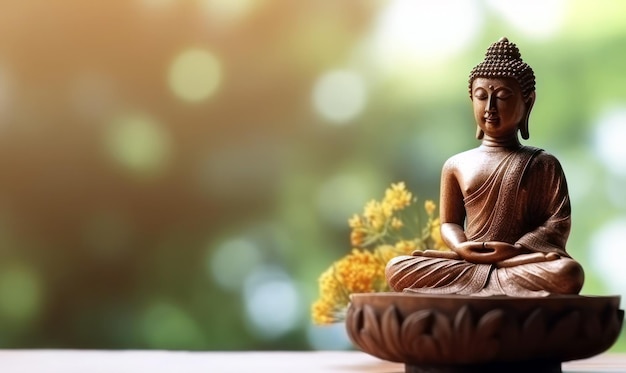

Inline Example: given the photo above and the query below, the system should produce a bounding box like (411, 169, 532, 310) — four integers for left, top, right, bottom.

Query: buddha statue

(385, 37, 585, 297)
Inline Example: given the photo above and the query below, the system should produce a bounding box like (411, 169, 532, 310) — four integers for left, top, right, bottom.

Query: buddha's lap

(385, 254, 584, 294)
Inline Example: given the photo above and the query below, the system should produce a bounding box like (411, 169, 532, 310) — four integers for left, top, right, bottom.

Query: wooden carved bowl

(346, 293, 623, 372)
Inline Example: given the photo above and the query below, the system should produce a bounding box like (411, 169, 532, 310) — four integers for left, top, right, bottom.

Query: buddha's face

(471, 77, 527, 141)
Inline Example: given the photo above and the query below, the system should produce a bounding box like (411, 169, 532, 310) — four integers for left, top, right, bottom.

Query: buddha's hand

(454, 241, 523, 264)
(411, 249, 462, 260)
(496, 252, 560, 268)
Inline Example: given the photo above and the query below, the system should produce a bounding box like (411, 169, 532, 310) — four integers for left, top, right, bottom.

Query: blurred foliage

(0, 0, 624, 350)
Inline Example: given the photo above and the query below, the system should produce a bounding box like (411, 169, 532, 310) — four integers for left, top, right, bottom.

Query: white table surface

(0, 350, 624, 373)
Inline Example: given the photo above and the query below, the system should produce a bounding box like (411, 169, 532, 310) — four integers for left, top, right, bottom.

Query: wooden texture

(346, 293, 623, 369)
(0, 351, 623, 372)
(386, 38, 585, 298)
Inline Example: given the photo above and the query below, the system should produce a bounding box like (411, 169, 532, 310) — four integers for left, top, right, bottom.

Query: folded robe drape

(386, 146, 583, 296)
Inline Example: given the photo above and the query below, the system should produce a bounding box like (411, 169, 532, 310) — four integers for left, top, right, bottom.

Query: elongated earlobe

(520, 92, 536, 140)
(476, 126, 484, 140)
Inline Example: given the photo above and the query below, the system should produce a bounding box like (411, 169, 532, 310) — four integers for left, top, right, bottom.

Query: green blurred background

(0, 0, 624, 350)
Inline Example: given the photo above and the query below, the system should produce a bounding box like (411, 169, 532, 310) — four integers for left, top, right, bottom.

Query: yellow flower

(383, 182, 413, 211)
(350, 229, 365, 247)
(390, 217, 403, 230)
(348, 214, 362, 229)
(430, 218, 448, 250)
(375, 244, 400, 266)
(311, 298, 336, 325)
(381, 202, 394, 218)
(394, 240, 418, 254)
(424, 200, 437, 216)
(364, 200, 386, 231)
(317, 266, 343, 301)
(363, 200, 378, 219)
(334, 249, 386, 294)
(312, 182, 443, 324)
(311, 248, 390, 325)
(313, 267, 347, 323)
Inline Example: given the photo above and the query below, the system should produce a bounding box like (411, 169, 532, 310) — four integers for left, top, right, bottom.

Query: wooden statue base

(345, 293, 623, 373)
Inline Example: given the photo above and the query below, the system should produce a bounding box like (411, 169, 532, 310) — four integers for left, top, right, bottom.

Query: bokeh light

(0, 264, 42, 325)
(605, 175, 626, 209)
(368, 0, 481, 69)
(561, 0, 626, 41)
(307, 323, 352, 351)
(485, 0, 566, 39)
(208, 237, 263, 292)
(168, 49, 222, 103)
(243, 266, 301, 340)
(592, 107, 626, 176)
(198, 0, 259, 28)
(104, 113, 172, 176)
(589, 218, 626, 298)
(312, 69, 367, 124)
(141, 301, 207, 349)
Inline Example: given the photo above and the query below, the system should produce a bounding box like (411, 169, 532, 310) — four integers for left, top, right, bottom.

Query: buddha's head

(468, 37, 536, 140)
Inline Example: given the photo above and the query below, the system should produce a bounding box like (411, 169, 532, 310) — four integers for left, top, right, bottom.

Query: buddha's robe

(386, 146, 584, 296)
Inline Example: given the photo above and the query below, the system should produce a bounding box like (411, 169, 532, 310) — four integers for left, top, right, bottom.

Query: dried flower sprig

(312, 182, 448, 325)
